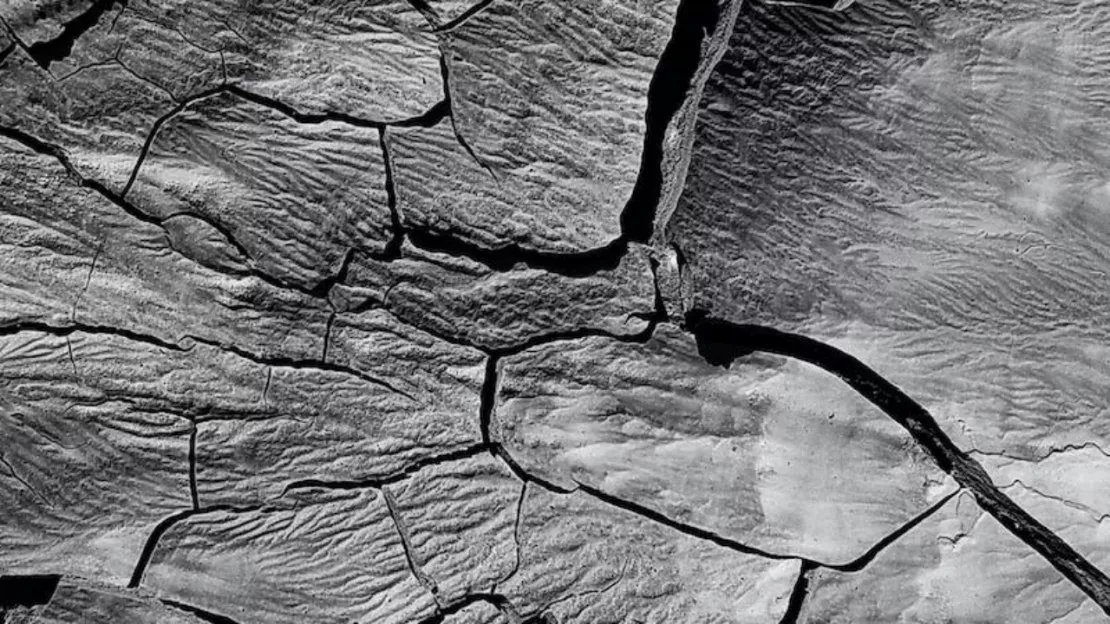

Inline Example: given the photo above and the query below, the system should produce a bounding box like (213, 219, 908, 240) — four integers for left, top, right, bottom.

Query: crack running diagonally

(128, 504, 265, 588)
(682, 311, 1110, 614)
(383, 486, 442, 602)
(162, 598, 241, 624)
(432, 0, 495, 33)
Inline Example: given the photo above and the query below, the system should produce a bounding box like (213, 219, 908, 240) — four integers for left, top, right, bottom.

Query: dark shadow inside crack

(619, 0, 723, 244)
(26, 0, 125, 69)
(0, 574, 60, 609)
(682, 308, 1110, 615)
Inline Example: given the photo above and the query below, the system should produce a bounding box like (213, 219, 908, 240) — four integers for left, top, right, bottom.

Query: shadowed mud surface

(2, 0, 1109, 622)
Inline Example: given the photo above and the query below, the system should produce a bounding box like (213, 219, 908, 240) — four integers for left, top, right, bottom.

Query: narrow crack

(0, 123, 301, 296)
(120, 86, 227, 197)
(2, 319, 415, 426)
(261, 367, 273, 408)
(280, 444, 487, 495)
(70, 239, 103, 322)
(114, 47, 179, 102)
(0, 453, 50, 506)
(1001, 480, 1110, 525)
(120, 84, 447, 205)
(437, 54, 497, 181)
(64, 336, 80, 380)
(25, 0, 127, 70)
(383, 486, 441, 602)
(182, 334, 416, 402)
(188, 421, 199, 510)
(0, 319, 187, 352)
(492, 481, 528, 593)
(162, 599, 241, 624)
(682, 310, 1110, 614)
(972, 441, 1110, 463)
(526, 561, 627, 619)
(321, 311, 336, 364)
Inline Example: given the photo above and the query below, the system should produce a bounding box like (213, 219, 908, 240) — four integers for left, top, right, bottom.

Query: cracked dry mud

(1, 0, 1109, 622)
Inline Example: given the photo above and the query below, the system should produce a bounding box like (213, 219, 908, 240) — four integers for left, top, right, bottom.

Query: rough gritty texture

(4, 0, 1110, 622)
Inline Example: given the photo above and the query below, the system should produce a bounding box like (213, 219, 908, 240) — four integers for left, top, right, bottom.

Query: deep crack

(778, 561, 817, 624)
(25, 0, 126, 70)
(162, 599, 242, 624)
(433, 0, 495, 33)
(683, 310, 1110, 614)
(128, 504, 269, 588)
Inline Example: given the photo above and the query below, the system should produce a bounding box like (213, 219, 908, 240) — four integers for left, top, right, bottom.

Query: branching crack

(682, 311, 1110, 614)
(822, 489, 960, 572)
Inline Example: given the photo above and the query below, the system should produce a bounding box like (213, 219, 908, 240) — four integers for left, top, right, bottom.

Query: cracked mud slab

(494, 324, 953, 564)
(4, 0, 1110, 622)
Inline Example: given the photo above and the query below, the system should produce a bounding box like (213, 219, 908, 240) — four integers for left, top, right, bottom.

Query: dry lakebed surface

(2, 0, 1110, 622)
